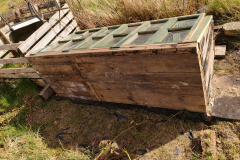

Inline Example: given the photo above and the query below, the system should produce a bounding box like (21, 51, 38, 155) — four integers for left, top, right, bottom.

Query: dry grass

(66, 0, 205, 30)
(207, 0, 240, 23)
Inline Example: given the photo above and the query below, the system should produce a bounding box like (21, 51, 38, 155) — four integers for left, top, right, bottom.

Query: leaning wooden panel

(26, 14, 214, 113)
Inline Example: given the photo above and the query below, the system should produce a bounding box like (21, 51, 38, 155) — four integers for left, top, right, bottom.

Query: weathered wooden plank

(0, 42, 22, 50)
(29, 11, 73, 54)
(90, 82, 204, 96)
(51, 20, 77, 44)
(26, 44, 197, 61)
(19, 4, 69, 54)
(0, 68, 36, 73)
(34, 64, 80, 76)
(0, 73, 40, 78)
(85, 72, 202, 84)
(38, 84, 55, 100)
(79, 58, 200, 73)
(93, 88, 206, 112)
(0, 57, 28, 64)
(215, 45, 226, 58)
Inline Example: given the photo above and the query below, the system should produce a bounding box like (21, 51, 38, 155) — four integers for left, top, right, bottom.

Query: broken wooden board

(215, 45, 226, 58)
(38, 84, 55, 100)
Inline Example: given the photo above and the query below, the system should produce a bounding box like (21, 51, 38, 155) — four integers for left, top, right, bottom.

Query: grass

(66, 0, 240, 30)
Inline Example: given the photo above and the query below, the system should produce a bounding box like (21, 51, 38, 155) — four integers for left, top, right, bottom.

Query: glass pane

(100, 36, 125, 47)
(162, 30, 189, 42)
(60, 40, 83, 51)
(130, 32, 156, 44)
(143, 23, 165, 31)
(97, 28, 117, 37)
(172, 19, 196, 28)
(41, 42, 65, 52)
(120, 25, 139, 34)
(77, 37, 103, 49)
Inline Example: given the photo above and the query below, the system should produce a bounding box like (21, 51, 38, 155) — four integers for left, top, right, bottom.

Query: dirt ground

(23, 46, 240, 159)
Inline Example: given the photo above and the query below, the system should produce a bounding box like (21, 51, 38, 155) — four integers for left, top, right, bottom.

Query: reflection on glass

(61, 40, 83, 51)
(120, 25, 140, 34)
(143, 23, 165, 31)
(130, 32, 156, 44)
(77, 37, 103, 49)
(162, 30, 189, 42)
(172, 19, 196, 28)
(100, 36, 125, 47)
(98, 28, 117, 37)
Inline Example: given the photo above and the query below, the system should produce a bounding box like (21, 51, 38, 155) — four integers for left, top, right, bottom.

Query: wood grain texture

(0, 42, 22, 50)
(0, 73, 40, 78)
(0, 57, 28, 64)
(0, 68, 36, 73)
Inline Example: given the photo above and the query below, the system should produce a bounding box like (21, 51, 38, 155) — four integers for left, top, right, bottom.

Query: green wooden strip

(189, 15, 212, 42)
(113, 22, 150, 47)
(183, 13, 205, 42)
(89, 24, 128, 48)
(168, 26, 192, 32)
(145, 18, 178, 44)
(64, 27, 108, 51)
(177, 14, 200, 20)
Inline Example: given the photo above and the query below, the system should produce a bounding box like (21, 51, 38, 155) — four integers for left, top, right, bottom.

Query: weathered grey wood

(0, 57, 28, 64)
(19, 4, 69, 54)
(28, 11, 73, 53)
(38, 84, 55, 100)
(0, 42, 22, 50)
(215, 45, 226, 58)
(0, 68, 36, 73)
(51, 20, 77, 44)
(0, 73, 40, 78)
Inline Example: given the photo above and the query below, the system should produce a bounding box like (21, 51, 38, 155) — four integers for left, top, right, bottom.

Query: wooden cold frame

(26, 13, 214, 113)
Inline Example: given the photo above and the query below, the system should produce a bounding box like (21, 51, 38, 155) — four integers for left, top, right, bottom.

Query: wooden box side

(27, 42, 206, 113)
(197, 17, 214, 107)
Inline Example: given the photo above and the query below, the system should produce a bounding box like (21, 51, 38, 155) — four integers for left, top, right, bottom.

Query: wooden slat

(0, 57, 28, 64)
(145, 18, 178, 44)
(51, 20, 77, 44)
(28, 11, 73, 53)
(0, 42, 22, 50)
(0, 68, 36, 73)
(78, 57, 200, 73)
(19, 4, 69, 54)
(0, 73, 40, 78)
